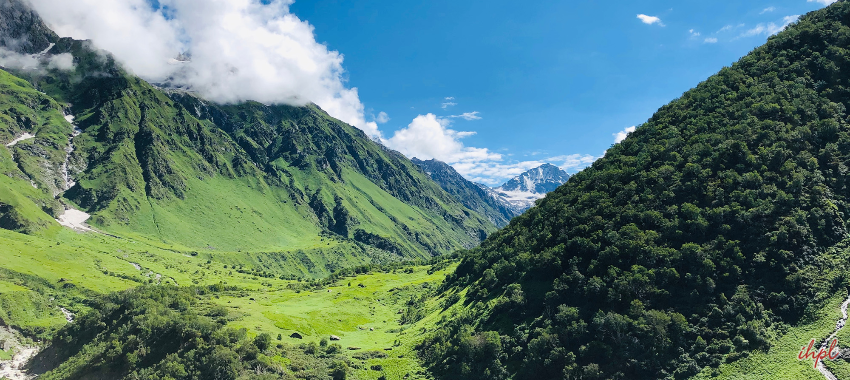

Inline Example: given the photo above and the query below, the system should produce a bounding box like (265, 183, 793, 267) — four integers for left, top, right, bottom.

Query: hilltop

(419, 2, 850, 379)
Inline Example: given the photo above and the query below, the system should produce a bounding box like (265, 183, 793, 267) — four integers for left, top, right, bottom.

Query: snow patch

(495, 189, 545, 203)
(56, 208, 92, 232)
(5, 133, 34, 147)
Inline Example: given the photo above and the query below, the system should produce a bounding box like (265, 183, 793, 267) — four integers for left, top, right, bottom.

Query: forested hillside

(421, 3, 850, 379)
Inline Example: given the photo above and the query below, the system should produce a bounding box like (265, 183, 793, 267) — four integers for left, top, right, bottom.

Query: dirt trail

(816, 294, 850, 380)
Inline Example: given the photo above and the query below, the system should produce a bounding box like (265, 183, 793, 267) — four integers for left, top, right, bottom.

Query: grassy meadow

(0, 223, 466, 379)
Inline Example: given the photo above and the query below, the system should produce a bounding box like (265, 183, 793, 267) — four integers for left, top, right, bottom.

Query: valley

(4, 0, 850, 380)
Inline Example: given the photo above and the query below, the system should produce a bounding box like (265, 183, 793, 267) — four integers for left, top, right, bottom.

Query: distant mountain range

(484, 163, 570, 213)
(413, 160, 570, 226)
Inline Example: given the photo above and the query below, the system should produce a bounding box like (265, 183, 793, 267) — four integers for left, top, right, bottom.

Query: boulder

(289, 332, 303, 339)
(330, 335, 340, 341)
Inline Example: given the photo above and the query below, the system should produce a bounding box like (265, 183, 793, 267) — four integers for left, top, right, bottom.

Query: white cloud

(0, 47, 75, 73)
(384, 114, 597, 185)
(456, 154, 597, 186)
(441, 101, 457, 109)
(27, 0, 381, 137)
(549, 154, 598, 171)
(613, 126, 636, 143)
(704, 37, 718, 44)
(689, 29, 701, 38)
(637, 14, 664, 26)
(740, 15, 800, 38)
(376, 111, 390, 124)
(450, 111, 482, 121)
(809, 0, 837, 5)
(384, 114, 499, 164)
(445, 97, 455, 100)
(761, 7, 776, 14)
(717, 24, 745, 34)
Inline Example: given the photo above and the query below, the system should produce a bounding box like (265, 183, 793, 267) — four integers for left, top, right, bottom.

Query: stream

(61, 112, 82, 192)
(816, 294, 850, 380)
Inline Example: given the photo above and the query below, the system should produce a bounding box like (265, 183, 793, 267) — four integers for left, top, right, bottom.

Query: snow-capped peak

(480, 164, 571, 214)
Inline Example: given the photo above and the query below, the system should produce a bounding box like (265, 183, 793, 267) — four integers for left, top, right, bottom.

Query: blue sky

(30, 0, 837, 186)
(287, 0, 836, 185)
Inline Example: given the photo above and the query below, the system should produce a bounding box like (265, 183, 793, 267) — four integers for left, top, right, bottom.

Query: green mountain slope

(420, 3, 850, 379)
(0, 1, 495, 268)
(412, 158, 517, 227)
(0, 68, 70, 233)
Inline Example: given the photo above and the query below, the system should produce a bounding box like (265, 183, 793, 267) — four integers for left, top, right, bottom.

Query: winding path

(816, 294, 850, 380)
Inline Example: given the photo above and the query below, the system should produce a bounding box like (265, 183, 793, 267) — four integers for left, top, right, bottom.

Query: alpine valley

(3, 1, 850, 380)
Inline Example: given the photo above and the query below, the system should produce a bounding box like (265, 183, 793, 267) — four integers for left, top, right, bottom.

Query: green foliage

(32, 286, 354, 380)
(423, 3, 850, 380)
(0, 69, 70, 233)
(2, 33, 495, 267)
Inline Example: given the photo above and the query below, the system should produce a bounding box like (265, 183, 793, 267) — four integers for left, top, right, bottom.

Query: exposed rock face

(412, 158, 517, 227)
(497, 163, 570, 194)
(0, 0, 58, 54)
(482, 163, 571, 214)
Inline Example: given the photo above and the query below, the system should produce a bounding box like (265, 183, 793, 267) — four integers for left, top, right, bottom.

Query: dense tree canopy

(421, 3, 850, 379)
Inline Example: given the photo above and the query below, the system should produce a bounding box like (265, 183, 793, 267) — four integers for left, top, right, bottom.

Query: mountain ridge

(0, 0, 495, 272)
(412, 158, 517, 227)
(482, 163, 571, 214)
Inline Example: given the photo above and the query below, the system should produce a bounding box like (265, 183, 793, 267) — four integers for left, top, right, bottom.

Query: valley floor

(0, 227, 455, 380)
(4, 225, 850, 380)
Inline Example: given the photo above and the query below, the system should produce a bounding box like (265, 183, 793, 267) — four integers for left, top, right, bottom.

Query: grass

(0, 222, 455, 378)
(5, 221, 850, 380)
(209, 265, 453, 380)
(692, 292, 849, 380)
